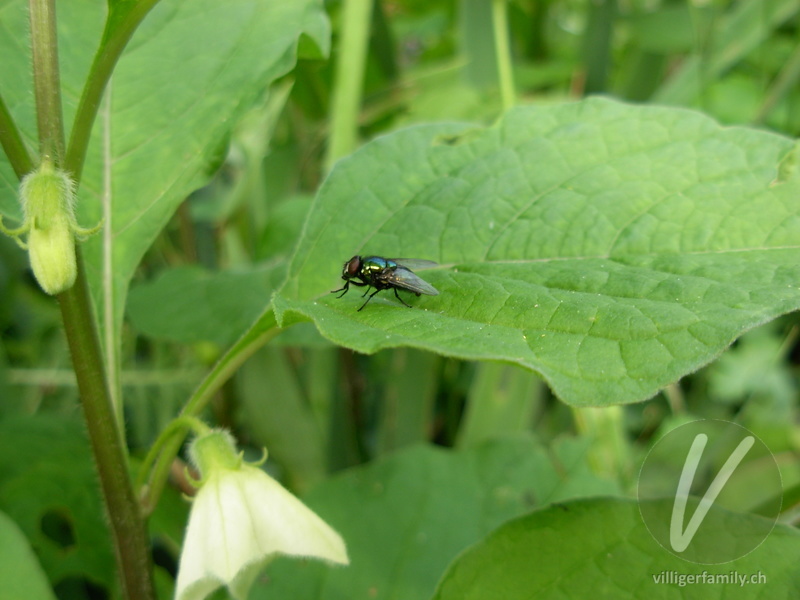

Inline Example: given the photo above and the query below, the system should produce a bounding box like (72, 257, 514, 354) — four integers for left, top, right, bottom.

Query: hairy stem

(59, 254, 155, 600)
(29, 0, 64, 161)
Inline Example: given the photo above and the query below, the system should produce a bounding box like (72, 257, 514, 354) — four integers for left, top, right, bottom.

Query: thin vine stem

(59, 254, 155, 600)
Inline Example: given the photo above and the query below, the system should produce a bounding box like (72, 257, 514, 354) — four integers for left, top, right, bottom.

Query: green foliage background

(1, 0, 800, 599)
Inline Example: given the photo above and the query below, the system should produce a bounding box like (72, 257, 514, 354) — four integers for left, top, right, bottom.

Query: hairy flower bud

(27, 210, 77, 295)
(0, 160, 101, 295)
(20, 164, 78, 294)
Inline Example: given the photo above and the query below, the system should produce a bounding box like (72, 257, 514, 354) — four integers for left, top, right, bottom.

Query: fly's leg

(333, 279, 369, 298)
(393, 288, 413, 308)
(331, 280, 350, 297)
(358, 288, 381, 311)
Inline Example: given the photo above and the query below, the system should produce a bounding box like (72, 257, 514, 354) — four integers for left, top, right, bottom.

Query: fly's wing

(383, 267, 439, 296)
(391, 258, 438, 271)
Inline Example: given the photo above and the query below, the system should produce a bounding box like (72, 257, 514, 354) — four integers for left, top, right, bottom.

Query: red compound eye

(344, 256, 361, 277)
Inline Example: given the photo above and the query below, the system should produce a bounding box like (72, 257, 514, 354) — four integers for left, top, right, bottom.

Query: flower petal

(238, 465, 348, 564)
(175, 465, 348, 600)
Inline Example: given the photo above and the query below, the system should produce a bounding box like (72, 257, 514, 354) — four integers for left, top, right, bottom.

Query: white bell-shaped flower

(175, 429, 348, 600)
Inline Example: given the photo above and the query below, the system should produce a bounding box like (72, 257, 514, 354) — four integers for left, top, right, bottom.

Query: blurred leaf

(0, 415, 115, 593)
(236, 346, 326, 492)
(706, 74, 764, 125)
(257, 195, 315, 260)
(127, 263, 285, 345)
(0, 510, 57, 600)
(275, 98, 800, 407)
(432, 497, 800, 599)
(654, 0, 799, 105)
(707, 323, 794, 407)
(257, 436, 619, 599)
(397, 62, 499, 126)
(627, 4, 702, 54)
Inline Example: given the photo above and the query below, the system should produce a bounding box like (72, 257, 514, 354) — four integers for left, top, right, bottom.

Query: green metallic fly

(332, 255, 439, 311)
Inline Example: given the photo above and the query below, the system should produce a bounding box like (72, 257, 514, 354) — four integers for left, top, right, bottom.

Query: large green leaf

(0, 0, 329, 382)
(432, 497, 800, 599)
(274, 98, 800, 407)
(256, 436, 619, 599)
(0, 511, 57, 600)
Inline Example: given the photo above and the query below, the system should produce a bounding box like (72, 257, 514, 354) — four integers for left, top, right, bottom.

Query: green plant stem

(492, 0, 515, 111)
(141, 311, 282, 514)
(28, 1, 157, 598)
(64, 0, 161, 180)
(29, 0, 64, 161)
(324, 0, 374, 172)
(59, 255, 155, 600)
(0, 95, 34, 178)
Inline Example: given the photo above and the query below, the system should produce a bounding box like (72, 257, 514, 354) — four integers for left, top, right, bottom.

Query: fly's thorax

(361, 256, 395, 273)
